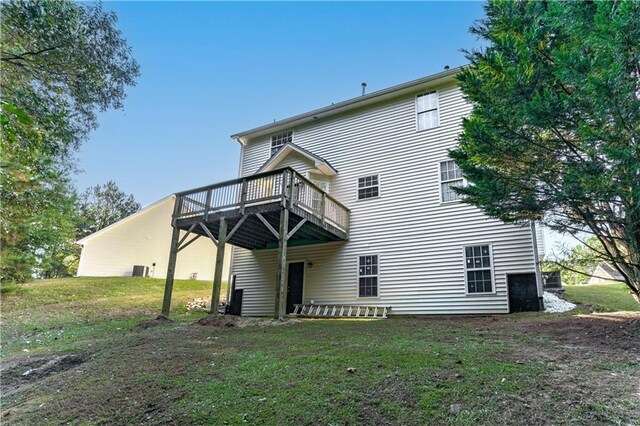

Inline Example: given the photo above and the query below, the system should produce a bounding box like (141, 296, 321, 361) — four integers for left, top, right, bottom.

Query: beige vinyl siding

(78, 197, 231, 280)
(232, 83, 536, 315)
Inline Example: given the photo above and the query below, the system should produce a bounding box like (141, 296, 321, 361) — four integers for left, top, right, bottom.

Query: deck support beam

(274, 208, 289, 320)
(199, 222, 218, 246)
(177, 234, 201, 252)
(162, 210, 181, 316)
(210, 217, 228, 315)
(256, 213, 279, 238)
(286, 218, 307, 240)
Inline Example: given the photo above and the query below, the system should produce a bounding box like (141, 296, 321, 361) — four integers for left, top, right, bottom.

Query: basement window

(357, 174, 379, 200)
(439, 160, 463, 203)
(358, 255, 379, 297)
(416, 91, 439, 131)
(270, 131, 293, 156)
(464, 245, 494, 294)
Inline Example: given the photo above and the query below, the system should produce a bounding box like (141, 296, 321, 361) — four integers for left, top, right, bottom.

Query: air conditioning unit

(132, 265, 149, 277)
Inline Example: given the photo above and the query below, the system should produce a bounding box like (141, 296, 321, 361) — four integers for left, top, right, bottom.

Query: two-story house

(161, 67, 545, 319)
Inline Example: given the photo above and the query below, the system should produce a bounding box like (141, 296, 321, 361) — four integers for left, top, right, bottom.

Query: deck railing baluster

(173, 167, 350, 235)
(204, 189, 212, 220)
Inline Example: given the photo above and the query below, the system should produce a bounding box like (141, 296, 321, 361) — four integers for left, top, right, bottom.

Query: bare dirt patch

(195, 314, 239, 327)
(538, 313, 639, 349)
(1, 354, 84, 394)
(132, 314, 173, 330)
(194, 315, 301, 328)
(426, 312, 639, 351)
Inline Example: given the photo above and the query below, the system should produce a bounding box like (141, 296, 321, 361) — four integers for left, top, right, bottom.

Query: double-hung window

(358, 255, 379, 297)
(440, 160, 463, 202)
(311, 179, 329, 213)
(270, 131, 293, 156)
(357, 175, 379, 200)
(416, 91, 439, 131)
(464, 245, 494, 294)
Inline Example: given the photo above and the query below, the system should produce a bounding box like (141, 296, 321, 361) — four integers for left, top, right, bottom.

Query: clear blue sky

(77, 1, 486, 206)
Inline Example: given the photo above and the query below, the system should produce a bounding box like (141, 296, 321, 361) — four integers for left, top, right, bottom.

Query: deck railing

(174, 167, 350, 233)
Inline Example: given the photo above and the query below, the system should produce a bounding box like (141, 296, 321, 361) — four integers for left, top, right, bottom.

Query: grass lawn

(1, 278, 639, 425)
(564, 282, 640, 312)
(1, 277, 226, 358)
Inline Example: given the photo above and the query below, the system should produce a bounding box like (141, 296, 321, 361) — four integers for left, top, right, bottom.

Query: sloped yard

(564, 282, 640, 312)
(1, 278, 639, 425)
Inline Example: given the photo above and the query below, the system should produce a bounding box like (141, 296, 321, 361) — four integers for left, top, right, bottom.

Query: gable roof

(76, 195, 174, 245)
(231, 66, 462, 142)
(594, 263, 624, 280)
(256, 142, 338, 176)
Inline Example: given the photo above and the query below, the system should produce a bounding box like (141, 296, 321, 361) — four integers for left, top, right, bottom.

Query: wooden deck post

(274, 208, 289, 320)
(162, 225, 180, 316)
(210, 217, 228, 315)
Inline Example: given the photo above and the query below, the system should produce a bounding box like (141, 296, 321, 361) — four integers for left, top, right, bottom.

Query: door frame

(505, 271, 539, 313)
(286, 259, 307, 310)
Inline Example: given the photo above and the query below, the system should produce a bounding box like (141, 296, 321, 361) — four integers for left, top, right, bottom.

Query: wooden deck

(172, 167, 350, 249)
(162, 167, 350, 319)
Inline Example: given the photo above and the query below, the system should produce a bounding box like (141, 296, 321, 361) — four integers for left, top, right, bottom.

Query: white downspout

(530, 221, 545, 310)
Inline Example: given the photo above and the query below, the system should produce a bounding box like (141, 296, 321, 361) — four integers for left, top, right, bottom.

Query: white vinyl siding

(440, 160, 463, 202)
(234, 83, 537, 315)
(273, 150, 317, 175)
(416, 91, 439, 131)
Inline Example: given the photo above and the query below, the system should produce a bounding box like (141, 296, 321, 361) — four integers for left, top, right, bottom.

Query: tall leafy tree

(1, 0, 139, 282)
(77, 181, 141, 239)
(543, 238, 611, 286)
(450, 0, 640, 301)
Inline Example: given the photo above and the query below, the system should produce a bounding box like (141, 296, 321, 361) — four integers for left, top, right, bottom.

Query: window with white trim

(270, 131, 293, 156)
(358, 255, 379, 297)
(464, 245, 493, 293)
(416, 91, 439, 130)
(311, 179, 329, 212)
(440, 160, 463, 202)
(357, 175, 379, 200)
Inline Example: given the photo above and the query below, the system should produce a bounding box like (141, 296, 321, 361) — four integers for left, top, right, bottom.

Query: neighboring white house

(588, 263, 624, 285)
(77, 195, 231, 280)
(168, 67, 545, 317)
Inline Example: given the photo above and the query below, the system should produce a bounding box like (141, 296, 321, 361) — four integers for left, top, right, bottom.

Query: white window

(464, 245, 494, 294)
(270, 131, 293, 156)
(357, 175, 379, 200)
(440, 160, 463, 202)
(311, 180, 329, 193)
(358, 255, 379, 297)
(416, 91, 439, 130)
(311, 180, 329, 212)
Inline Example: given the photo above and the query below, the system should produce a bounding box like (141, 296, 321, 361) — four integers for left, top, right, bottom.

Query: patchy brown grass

(1, 278, 639, 425)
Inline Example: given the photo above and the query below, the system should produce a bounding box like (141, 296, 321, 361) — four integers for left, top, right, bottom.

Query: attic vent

(271, 131, 293, 156)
